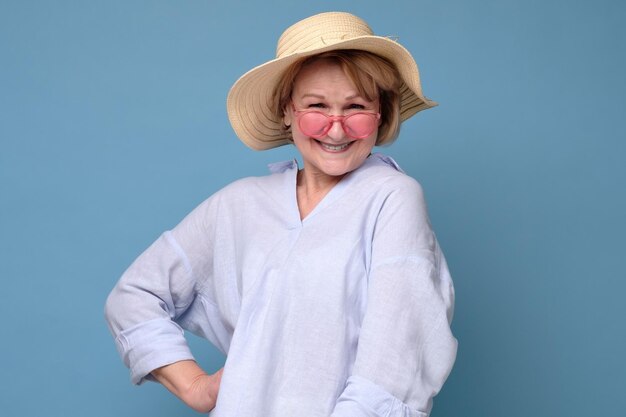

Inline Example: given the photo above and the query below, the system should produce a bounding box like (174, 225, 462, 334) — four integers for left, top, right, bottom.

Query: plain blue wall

(1, 1, 624, 416)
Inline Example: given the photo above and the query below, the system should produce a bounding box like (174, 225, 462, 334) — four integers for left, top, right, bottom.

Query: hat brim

(227, 35, 436, 150)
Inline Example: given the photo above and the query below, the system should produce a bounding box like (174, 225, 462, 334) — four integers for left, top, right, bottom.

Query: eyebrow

(299, 93, 325, 100)
(298, 93, 364, 101)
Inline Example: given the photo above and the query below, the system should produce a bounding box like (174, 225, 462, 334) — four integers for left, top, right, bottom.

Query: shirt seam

(370, 255, 434, 272)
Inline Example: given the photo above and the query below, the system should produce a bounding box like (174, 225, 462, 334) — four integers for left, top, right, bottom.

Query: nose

(326, 118, 346, 142)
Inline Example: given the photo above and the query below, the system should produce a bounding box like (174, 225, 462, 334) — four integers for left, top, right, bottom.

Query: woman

(105, 11, 457, 417)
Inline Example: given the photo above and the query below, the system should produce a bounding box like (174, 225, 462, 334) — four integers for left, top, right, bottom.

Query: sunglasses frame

(291, 104, 381, 140)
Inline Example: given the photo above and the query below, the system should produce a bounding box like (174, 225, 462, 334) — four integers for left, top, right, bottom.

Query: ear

(283, 104, 292, 128)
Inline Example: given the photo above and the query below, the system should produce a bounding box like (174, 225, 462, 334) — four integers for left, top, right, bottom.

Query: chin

(317, 159, 363, 177)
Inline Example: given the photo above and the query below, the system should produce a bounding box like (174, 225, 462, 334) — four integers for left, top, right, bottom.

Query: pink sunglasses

(291, 104, 380, 140)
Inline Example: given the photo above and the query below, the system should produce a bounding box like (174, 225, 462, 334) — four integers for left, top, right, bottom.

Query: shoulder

(355, 154, 425, 200)
(199, 164, 295, 218)
(172, 163, 295, 233)
(216, 164, 294, 198)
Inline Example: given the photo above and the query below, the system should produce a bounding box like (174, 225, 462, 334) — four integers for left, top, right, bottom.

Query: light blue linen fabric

(105, 153, 457, 417)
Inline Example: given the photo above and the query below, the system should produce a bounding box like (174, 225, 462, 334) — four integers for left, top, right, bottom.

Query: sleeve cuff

(331, 376, 428, 417)
(116, 318, 195, 385)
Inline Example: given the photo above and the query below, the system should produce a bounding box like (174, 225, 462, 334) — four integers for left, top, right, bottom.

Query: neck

(296, 169, 344, 220)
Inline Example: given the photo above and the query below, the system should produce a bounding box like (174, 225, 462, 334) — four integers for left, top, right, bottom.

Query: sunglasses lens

(299, 112, 329, 138)
(344, 113, 378, 139)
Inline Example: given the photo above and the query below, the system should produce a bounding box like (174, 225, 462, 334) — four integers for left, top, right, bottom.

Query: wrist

(152, 360, 207, 399)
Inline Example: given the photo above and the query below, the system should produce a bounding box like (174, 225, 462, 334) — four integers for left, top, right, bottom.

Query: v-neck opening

(277, 154, 400, 228)
(281, 160, 351, 226)
(298, 172, 351, 224)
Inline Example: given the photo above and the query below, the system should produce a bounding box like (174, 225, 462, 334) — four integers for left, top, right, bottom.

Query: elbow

(422, 319, 458, 396)
(104, 286, 124, 335)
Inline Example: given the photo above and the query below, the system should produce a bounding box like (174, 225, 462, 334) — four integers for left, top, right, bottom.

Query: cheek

(362, 134, 377, 150)
(350, 139, 376, 160)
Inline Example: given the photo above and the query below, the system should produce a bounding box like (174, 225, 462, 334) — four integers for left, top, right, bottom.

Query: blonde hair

(273, 50, 403, 145)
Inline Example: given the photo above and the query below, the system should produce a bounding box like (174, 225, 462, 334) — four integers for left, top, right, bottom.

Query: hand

(152, 360, 224, 413)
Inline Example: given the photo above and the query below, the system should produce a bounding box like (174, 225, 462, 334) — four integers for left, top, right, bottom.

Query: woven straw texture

(227, 12, 436, 150)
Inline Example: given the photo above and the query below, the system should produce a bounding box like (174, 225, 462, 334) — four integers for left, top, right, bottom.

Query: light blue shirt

(105, 154, 457, 417)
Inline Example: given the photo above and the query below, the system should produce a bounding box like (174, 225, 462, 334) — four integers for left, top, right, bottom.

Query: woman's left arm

(332, 177, 458, 417)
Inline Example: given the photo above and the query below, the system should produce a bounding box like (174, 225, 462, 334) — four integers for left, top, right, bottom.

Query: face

(283, 59, 379, 181)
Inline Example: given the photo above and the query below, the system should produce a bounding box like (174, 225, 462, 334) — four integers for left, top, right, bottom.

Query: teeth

(320, 142, 350, 151)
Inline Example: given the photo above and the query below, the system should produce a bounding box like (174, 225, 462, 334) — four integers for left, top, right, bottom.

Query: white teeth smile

(319, 141, 351, 151)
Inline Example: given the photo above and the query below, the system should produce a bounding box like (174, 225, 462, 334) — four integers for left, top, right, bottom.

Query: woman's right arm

(104, 196, 223, 405)
(104, 230, 202, 383)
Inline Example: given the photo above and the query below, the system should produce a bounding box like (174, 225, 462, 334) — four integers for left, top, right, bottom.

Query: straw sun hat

(227, 11, 436, 150)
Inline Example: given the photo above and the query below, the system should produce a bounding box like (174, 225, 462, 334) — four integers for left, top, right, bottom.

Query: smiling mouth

(315, 140, 354, 152)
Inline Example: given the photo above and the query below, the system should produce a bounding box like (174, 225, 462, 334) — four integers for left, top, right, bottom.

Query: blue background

(1, 1, 624, 416)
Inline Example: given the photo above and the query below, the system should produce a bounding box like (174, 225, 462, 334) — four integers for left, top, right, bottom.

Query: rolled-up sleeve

(332, 177, 458, 417)
(104, 197, 219, 385)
